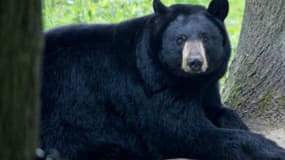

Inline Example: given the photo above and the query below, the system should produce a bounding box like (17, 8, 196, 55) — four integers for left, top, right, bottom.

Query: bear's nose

(187, 56, 203, 72)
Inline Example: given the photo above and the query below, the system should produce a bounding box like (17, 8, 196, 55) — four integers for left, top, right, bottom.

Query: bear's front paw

(35, 148, 63, 160)
(244, 134, 285, 160)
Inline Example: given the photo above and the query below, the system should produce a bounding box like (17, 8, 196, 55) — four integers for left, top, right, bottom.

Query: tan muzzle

(181, 40, 208, 73)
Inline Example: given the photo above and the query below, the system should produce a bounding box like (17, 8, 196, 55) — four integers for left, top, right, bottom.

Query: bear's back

(41, 19, 148, 117)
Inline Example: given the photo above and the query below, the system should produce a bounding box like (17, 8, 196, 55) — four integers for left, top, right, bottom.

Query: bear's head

(152, 0, 231, 80)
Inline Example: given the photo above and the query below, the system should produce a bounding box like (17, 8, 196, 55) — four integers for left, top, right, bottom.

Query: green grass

(43, 0, 244, 57)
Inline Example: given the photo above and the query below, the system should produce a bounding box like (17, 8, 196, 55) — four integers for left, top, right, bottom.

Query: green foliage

(43, 0, 244, 58)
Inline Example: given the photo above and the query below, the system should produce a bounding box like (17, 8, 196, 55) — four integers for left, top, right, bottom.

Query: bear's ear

(207, 0, 229, 21)
(153, 0, 168, 15)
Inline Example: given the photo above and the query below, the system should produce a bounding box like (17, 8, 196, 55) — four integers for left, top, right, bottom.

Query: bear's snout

(182, 40, 208, 73)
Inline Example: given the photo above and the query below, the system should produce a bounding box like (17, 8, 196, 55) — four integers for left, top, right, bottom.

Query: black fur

(40, 0, 285, 160)
(208, 0, 229, 21)
(153, 0, 168, 15)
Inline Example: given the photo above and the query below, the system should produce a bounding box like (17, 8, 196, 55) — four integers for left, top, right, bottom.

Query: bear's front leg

(202, 83, 249, 130)
(139, 100, 285, 160)
(210, 106, 249, 130)
(190, 128, 285, 160)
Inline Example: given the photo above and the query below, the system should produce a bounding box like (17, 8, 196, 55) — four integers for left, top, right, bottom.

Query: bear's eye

(176, 34, 188, 45)
(199, 32, 208, 42)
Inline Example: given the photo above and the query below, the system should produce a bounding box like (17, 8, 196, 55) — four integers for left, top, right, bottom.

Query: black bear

(40, 0, 285, 159)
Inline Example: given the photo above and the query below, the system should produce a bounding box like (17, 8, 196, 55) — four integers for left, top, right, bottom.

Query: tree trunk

(223, 1, 285, 127)
(0, 0, 43, 159)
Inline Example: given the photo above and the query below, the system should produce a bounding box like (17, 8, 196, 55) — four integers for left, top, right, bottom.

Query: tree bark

(223, 0, 285, 126)
(0, 0, 43, 159)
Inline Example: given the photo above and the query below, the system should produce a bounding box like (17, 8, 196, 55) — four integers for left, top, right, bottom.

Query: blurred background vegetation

(43, 0, 245, 54)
